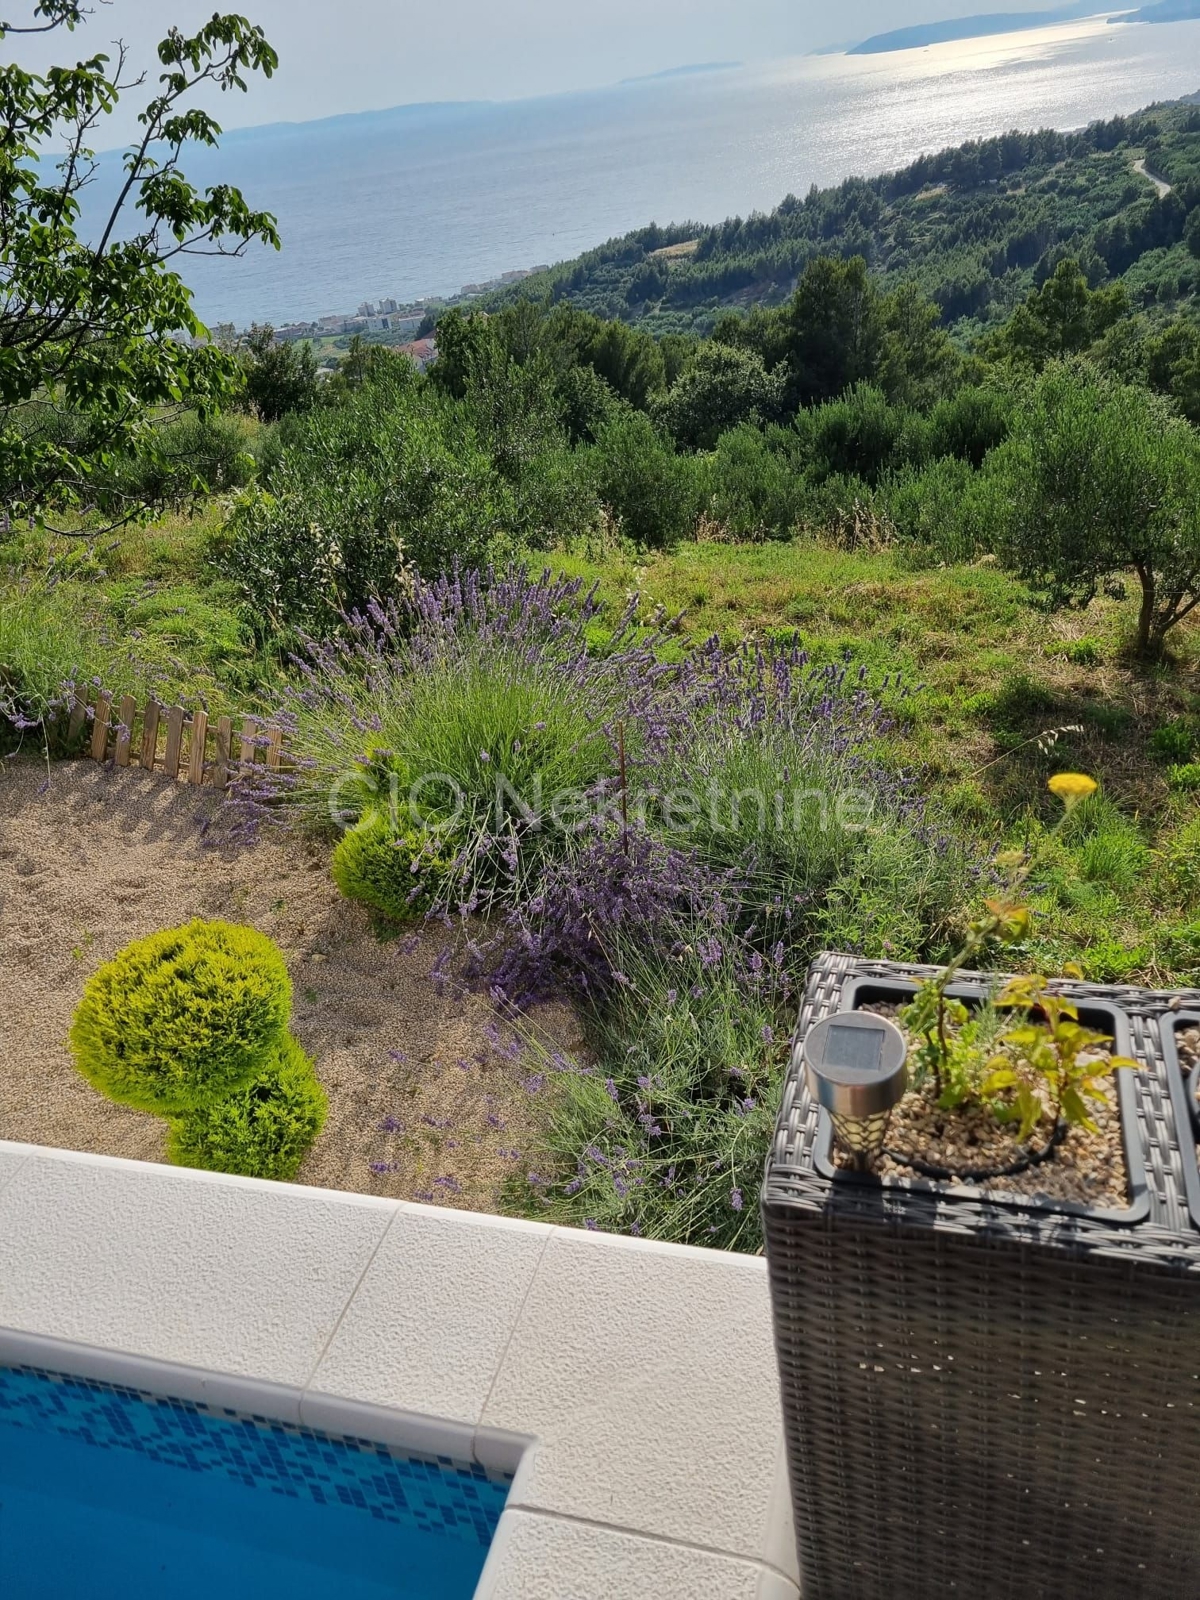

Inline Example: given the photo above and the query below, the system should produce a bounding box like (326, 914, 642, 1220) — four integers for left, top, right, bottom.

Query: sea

(137, 15, 1200, 328)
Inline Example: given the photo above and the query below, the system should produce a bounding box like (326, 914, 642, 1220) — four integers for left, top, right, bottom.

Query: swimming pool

(0, 1364, 509, 1599)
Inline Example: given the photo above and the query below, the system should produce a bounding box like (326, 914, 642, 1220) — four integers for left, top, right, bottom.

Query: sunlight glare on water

(163, 16, 1200, 324)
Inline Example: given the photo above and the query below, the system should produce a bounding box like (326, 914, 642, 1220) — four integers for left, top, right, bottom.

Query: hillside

(487, 96, 1200, 340)
(849, 3, 1100, 56)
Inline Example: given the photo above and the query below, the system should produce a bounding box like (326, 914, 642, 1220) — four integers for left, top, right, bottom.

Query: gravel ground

(0, 757, 582, 1210)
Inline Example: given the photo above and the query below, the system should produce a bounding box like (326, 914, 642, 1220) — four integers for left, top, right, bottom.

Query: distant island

(849, 2, 1107, 55)
(1110, 0, 1200, 20)
(619, 62, 740, 84)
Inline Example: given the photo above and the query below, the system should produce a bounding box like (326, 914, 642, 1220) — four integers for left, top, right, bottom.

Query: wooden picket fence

(67, 685, 286, 788)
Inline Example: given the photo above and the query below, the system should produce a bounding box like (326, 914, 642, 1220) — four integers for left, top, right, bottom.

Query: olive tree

(985, 360, 1200, 659)
(1, 1, 278, 530)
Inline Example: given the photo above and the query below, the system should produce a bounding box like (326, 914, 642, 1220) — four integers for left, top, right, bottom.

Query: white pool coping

(0, 1141, 798, 1599)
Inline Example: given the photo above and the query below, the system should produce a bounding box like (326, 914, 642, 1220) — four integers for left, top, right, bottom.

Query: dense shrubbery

(71, 921, 324, 1178)
(167, 1033, 327, 1182)
(270, 567, 971, 1247)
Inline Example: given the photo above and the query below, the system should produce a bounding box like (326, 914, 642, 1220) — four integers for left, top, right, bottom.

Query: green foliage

(801, 383, 928, 485)
(238, 326, 319, 423)
(655, 342, 784, 450)
(706, 425, 804, 540)
(985, 975, 1135, 1139)
(926, 384, 1014, 466)
(167, 1032, 327, 1181)
(590, 411, 703, 547)
(1168, 762, 1200, 791)
(882, 455, 987, 564)
(70, 921, 292, 1115)
(1066, 637, 1103, 666)
(0, 7, 279, 526)
(0, 579, 111, 732)
(297, 630, 622, 922)
(1151, 718, 1197, 761)
(994, 260, 1128, 368)
(529, 939, 784, 1251)
(331, 808, 454, 923)
(986, 360, 1200, 657)
(215, 369, 513, 632)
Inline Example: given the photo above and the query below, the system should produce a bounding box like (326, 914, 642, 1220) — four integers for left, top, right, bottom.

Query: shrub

(70, 921, 292, 1115)
(281, 569, 663, 921)
(706, 424, 804, 540)
(589, 411, 704, 547)
(1168, 762, 1200, 792)
(331, 808, 455, 923)
(927, 384, 1013, 467)
(215, 374, 514, 634)
(1151, 718, 1196, 762)
(1066, 637, 1103, 666)
(655, 342, 785, 450)
(800, 383, 929, 486)
(527, 937, 785, 1251)
(882, 455, 988, 564)
(167, 1033, 327, 1180)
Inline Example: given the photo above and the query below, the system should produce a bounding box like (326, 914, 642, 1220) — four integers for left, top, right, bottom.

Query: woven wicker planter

(1162, 1011, 1200, 1230)
(763, 954, 1200, 1600)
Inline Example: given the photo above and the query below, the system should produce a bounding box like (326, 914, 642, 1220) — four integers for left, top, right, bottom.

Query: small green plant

(1167, 762, 1200, 792)
(71, 921, 292, 1114)
(898, 772, 1127, 1147)
(982, 974, 1135, 1141)
(1151, 719, 1196, 763)
(331, 808, 456, 923)
(1065, 637, 1102, 667)
(71, 920, 326, 1182)
(166, 1034, 327, 1181)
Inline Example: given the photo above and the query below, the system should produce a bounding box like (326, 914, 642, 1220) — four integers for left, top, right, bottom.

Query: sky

(8, 0, 1097, 136)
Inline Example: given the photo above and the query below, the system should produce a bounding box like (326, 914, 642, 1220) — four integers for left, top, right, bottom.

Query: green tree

(1, 2, 279, 528)
(239, 325, 318, 422)
(878, 281, 961, 407)
(655, 342, 784, 450)
(986, 361, 1200, 659)
(996, 260, 1128, 369)
(761, 256, 885, 411)
(590, 411, 702, 548)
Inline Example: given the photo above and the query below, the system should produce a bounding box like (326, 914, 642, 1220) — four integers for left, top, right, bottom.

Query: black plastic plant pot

(1160, 1011, 1200, 1231)
(809, 974, 1151, 1225)
(763, 954, 1200, 1600)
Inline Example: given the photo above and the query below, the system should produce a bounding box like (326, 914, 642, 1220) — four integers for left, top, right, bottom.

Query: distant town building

(275, 323, 315, 342)
(398, 337, 437, 371)
(378, 297, 398, 314)
(357, 301, 375, 318)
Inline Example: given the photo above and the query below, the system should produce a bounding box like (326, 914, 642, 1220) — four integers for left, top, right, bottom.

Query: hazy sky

(10, 0, 1087, 134)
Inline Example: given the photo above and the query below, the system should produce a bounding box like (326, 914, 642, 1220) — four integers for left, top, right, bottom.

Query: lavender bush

(514, 932, 789, 1252)
(273, 564, 973, 1249)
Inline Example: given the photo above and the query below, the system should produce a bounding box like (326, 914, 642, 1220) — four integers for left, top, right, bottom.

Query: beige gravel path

(0, 757, 580, 1210)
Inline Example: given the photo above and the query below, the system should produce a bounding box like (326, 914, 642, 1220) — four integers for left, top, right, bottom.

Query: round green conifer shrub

(166, 1033, 327, 1181)
(70, 920, 292, 1115)
(331, 807, 454, 922)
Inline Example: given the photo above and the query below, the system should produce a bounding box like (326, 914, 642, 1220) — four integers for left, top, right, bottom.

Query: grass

(0, 503, 281, 733)
(552, 535, 1200, 985)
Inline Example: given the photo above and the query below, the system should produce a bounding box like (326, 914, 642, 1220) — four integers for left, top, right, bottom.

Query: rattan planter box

(1162, 1011, 1200, 1231)
(763, 954, 1200, 1600)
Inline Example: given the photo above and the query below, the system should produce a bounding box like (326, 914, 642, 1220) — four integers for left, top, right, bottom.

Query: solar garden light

(802, 1011, 908, 1172)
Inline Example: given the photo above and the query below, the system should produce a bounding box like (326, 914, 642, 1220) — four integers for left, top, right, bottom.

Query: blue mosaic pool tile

(0, 1365, 510, 1549)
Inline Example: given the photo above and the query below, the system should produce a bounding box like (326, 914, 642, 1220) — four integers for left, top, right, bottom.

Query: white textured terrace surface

(0, 1141, 797, 1599)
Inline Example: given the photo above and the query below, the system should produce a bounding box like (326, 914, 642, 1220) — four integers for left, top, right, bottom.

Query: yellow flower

(1047, 772, 1098, 808)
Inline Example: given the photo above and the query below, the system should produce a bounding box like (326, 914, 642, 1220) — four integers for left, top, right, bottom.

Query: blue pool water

(0, 1364, 509, 1599)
